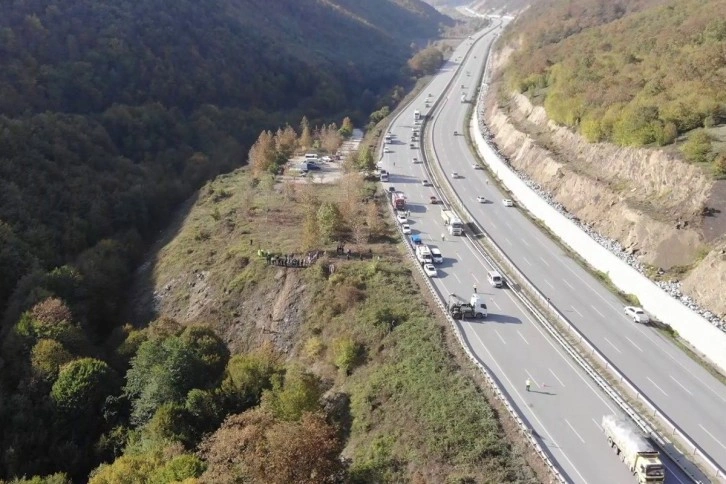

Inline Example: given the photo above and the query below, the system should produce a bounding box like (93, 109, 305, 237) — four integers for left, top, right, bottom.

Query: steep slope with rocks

(482, 47, 726, 322)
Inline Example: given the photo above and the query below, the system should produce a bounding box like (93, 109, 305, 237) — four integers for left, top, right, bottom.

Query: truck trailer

(441, 209, 464, 235)
(601, 415, 664, 483)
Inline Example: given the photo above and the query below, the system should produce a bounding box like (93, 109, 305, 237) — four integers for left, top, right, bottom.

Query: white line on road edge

(646, 377, 669, 397)
(549, 368, 565, 387)
(669, 375, 693, 396)
(565, 419, 586, 444)
(602, 337, 622, 354)
(470, 330, 584, 482)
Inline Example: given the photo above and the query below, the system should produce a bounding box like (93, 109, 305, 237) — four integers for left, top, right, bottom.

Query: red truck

(391, 192, 406, 210)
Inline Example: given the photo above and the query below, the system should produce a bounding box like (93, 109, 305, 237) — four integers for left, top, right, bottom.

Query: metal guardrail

(463, 83, 723, 482)
(417, 26, 721, 482)
(381, 25, 567, 484)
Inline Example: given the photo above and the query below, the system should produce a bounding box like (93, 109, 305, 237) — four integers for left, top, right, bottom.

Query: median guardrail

(381, 25, 567, 484)
(420, 26, 719, 483)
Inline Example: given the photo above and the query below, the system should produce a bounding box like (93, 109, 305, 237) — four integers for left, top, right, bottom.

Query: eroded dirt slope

(484, 51, 726, 317)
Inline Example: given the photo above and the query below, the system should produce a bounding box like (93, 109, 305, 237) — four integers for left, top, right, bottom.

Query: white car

(421, 179, 430, 186)
(624, 306, 650, 323)
(451, 172, 460, 178)
(384, 148, 392, 153)
(402, 224, 412, 235)
(472, 163, 480, 169)
(396, 213, 408, 224)
(476, 196, 487, 203)
(412, 157, 418, 163)
(423, 263, 437, 277)
(502, 199, 514, 207)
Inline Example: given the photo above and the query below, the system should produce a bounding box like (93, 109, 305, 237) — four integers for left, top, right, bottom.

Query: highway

(380, 23, 696, 483)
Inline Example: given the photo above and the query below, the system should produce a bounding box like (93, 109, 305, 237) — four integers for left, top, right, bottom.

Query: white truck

(601, 415, 664, 484)
(441, 208, 464, 235)
(415, 245, 433, 265)
(413, 110, 421, 122)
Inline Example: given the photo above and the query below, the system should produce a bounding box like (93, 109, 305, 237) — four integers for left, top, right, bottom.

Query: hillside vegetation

(502, 0, 726, 173)
(0, 163, 537, 482)
(0, 0, 450, 332)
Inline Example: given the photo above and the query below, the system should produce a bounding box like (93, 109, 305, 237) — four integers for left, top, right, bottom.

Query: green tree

(332, 337, 362, 375)
(316, 202, 343, 243)
(124, 332, 226, 425)
(222, 344, 283, 410)
(31, 338, 73, 383)
(299, 116, 313, 150)
(408, 46, 444, 75)
(681, 129, 712, 164)
(339, 117, 354, 138)
(357, 146, 376, 172)
(262, 366, 323, 421)
(51, 358, 115, 415)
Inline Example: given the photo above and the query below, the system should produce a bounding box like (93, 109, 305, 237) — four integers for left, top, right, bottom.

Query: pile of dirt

(484, 50, 726, 317)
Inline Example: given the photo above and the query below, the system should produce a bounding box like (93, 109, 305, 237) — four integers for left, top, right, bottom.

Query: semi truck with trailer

(601, 415, 664, 483)
(441, 208, 464, 235)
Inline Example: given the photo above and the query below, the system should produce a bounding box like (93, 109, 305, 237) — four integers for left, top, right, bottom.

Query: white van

(430, 247, 443, 264)
(304, 153, 319, 161)
(487, 270, 503, 288)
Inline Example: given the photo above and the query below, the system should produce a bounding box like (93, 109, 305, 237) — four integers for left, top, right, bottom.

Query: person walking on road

(473, 284, 477, 294)
(526, 379, 531, 392)
(441, 233, 446, 241)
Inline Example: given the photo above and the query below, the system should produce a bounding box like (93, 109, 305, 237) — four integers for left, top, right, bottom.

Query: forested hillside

(502, 0, 726, 172)
(0, 0, 448, 329)
(0, 0, 453, 480)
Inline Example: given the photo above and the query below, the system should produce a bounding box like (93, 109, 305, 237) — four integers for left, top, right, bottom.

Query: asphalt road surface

(380, 22, 697, 484)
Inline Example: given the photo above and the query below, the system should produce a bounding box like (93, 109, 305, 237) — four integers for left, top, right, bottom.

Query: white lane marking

(669, 375, 693, 396)
(590, 305, 605, 318)
(549, 368, 565, 387)
(565, 419, 586, 444)
(521, 256, 532, 266)
(490, 299, 501, 311)
(504, 290, 618, 414)
(504, 237, 511, 245)
(602, 337, 622, 354)
(452, 272, 462, 283)
(521, 238, 530, 247)
(494, 329, 506, 344)
(467, 330, 588, 483)
(624, 336, 643, 353)
(698, 424, 726, 451)
(647, 377, 669, 397)
(633, 325, 726, 403)
(544, 279, 554, 289)
(563, 279, 575, 290)
(539, 256, 550, 267)
(592, 418, 602, 431)
(471, 272, 480, 283)
(517, 330, 530, 345)
(456, 252, 463, 261)
(571, 306, 583, 317)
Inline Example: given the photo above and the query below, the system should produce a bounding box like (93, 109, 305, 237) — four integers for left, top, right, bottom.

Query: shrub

(681, 129, 712, 163)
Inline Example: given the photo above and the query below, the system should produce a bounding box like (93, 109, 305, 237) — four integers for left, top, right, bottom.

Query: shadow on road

(484, 313, 522, 325)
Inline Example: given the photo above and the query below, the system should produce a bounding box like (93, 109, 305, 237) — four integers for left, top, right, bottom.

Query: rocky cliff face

(484, 50, 726, 319)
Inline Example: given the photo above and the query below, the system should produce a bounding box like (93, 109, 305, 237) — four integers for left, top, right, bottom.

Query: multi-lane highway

(380, 23, 701, 483)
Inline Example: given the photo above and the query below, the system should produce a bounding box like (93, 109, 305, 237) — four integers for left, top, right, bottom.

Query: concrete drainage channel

(415, 31, 721, 484)
(380, 25, 567, 484)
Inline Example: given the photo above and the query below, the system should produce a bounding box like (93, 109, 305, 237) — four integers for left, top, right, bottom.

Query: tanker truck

(601, 415, 664, 483)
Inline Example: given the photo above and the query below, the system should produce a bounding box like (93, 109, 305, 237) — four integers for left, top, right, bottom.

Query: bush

(681, 129, 712, 163)
(333, 338, 362, 374)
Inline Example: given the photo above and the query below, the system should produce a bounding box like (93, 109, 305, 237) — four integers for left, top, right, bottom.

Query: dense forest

(501, 0, 726, 173)
(0, 0, 453, 480)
